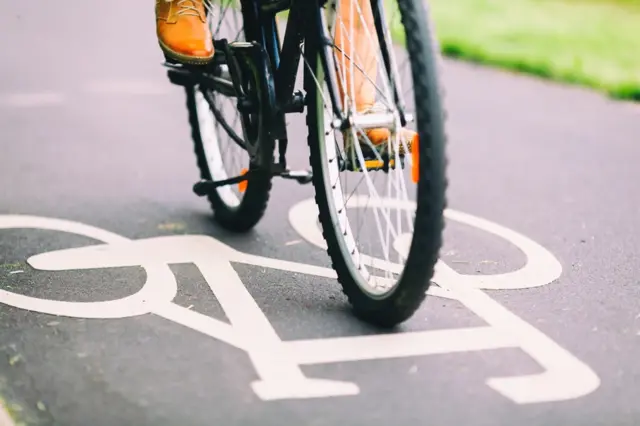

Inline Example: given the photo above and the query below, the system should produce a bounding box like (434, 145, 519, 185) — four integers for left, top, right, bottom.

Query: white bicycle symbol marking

(0, 197, 600, 404)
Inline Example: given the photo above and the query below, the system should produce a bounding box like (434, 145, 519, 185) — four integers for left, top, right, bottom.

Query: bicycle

(163, 0, 448, 327)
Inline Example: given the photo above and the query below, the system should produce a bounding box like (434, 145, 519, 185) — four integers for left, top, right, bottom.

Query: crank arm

(193, 168, 313, 197)
(193, 174, 252, 196)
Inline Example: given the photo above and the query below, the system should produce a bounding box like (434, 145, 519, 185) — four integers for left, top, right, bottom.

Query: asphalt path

(2, 1, 640, 426)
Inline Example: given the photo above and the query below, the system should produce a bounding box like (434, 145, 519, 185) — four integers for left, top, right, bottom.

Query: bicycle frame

(177, 0, 410, 194)
(239, 0, 407, 143)
(234, 0, 340, 157)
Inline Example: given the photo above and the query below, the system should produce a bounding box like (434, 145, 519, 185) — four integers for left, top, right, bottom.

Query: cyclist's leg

(156, 0, 215, 65)
(334, 0, 417, 154)
(334, 0, 377, 112)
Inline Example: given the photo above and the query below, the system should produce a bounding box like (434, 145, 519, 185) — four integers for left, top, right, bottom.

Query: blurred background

(430, 0, 640, 101)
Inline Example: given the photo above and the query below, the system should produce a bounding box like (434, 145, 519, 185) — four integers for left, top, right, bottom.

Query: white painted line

(237, 252, 337, 279)
(196, 256, 358, 400)
(153, 303, 245, 349)
(285, 326, 517, 365)
(1, 216, 177, 319)
(0, 80, 174, 109)
(444, 209, 563, 290)
(437, 261, 601, 404)
(289, 197, 563, 290)
(0, 92, 65, 107)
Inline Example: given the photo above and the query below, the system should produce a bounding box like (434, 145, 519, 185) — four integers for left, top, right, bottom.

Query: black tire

(304, 0, 448, 327)
(186, 85, 273, 233)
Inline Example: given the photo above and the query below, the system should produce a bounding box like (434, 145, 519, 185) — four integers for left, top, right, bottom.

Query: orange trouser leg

(334, 0, 378, 113)
(334, 0, 401, 146)
(335, 0, 417, 156)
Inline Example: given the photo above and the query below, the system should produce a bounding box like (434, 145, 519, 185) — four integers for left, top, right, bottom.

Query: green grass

(423, 0, 640, 101)
(387, 0, 640, 101)
(0, 395, 26, 426)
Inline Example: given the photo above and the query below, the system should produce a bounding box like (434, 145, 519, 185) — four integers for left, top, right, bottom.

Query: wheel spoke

(303, 0, 447, 325)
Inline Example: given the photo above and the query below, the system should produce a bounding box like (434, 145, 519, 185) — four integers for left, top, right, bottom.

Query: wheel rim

(194, 1, 251, 209)
(194, 89, 243, 208)
(310, 0, 420, 298)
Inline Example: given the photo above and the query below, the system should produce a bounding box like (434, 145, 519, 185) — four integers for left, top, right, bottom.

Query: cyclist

(155, 0, 417, 156)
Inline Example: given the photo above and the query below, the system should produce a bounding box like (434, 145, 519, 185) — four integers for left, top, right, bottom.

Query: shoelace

(172, 0, 212, 17)
(176, 0, 200, 16)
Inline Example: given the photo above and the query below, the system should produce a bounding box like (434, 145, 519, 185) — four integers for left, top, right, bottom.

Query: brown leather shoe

(156, 0, 214, 65)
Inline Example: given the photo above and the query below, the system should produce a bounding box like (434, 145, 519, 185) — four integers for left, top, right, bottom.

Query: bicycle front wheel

(304, 0, 448, 327)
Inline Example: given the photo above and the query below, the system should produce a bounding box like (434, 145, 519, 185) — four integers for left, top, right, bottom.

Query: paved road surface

(2, 1, 640, 426)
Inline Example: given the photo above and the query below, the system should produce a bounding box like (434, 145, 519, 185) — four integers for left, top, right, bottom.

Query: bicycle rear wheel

(304, 0, 448, 327)
(187, 0, 273, 232)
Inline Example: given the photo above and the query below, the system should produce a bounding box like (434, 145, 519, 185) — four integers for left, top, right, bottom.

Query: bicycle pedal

(163, 61, 206, 86)
(165, 67, 193, 86)
(280, 169, 313, 185)
(343, 156, 405, 173)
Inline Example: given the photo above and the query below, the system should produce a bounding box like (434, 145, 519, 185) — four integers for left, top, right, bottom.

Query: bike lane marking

(0, 201, 600, 404)
(289, 197, 600, 403)
(0, 215, 176, 318)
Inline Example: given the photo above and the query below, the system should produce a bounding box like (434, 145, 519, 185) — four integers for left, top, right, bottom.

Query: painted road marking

(291, 197, 601, 404)
(289, 196, 564, 291)
(0, 201, 600, 404)
(0, 81, 174, 109)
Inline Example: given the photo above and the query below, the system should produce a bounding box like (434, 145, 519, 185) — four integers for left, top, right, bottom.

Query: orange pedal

(411, 134, 419, 183)
(238, 168, 249, 193)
